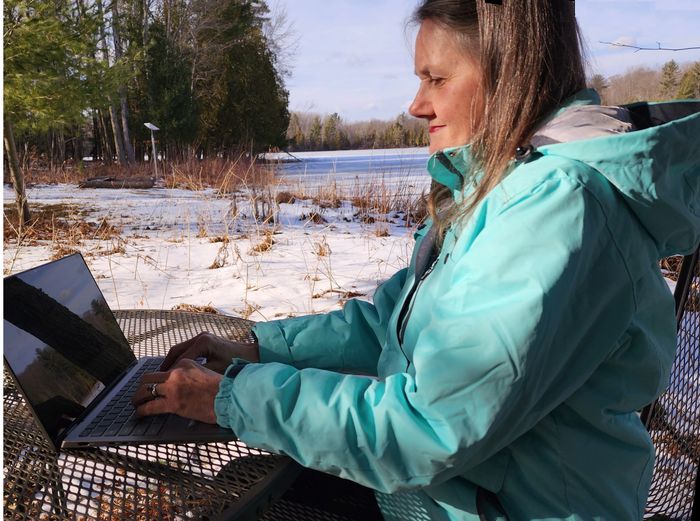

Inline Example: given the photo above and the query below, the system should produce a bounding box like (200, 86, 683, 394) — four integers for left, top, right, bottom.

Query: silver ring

(148, 383, 160, 399)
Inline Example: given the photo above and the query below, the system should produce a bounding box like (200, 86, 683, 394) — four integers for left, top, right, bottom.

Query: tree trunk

(109, 102, 128, 165)
(98, 109, 115, 162)
(119, 91, 135, 162)
(92, 112, 102, 161)
(58, 128, 66, 166)
(4, 117, 31, 225)
(74, 125, 84, 163)
(111, 0, 136, 163)
(96, 0, 127, 166)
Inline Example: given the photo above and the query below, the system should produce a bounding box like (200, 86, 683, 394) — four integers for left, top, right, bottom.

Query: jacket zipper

(397, 256, 439, 348)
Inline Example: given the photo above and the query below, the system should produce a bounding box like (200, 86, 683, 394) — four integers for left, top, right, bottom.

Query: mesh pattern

(3, 310, 291, 521)
(645, 255, 700, 520)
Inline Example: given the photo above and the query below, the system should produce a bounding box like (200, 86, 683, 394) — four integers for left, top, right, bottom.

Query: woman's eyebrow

(415, 65, 431, 77)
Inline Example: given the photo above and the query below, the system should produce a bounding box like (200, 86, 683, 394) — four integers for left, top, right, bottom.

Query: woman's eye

(429, 77, 445, 86)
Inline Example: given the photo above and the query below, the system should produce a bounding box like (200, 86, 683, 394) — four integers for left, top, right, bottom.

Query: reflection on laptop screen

(3, 254, 136, 440)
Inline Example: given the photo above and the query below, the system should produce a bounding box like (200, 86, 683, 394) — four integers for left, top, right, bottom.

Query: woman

(133, 1, 700, 519)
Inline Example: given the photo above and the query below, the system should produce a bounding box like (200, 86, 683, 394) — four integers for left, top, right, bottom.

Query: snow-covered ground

(3, 182, 418, 320)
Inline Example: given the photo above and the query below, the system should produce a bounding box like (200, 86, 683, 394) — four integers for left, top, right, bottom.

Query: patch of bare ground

(3, 204, 121, 246)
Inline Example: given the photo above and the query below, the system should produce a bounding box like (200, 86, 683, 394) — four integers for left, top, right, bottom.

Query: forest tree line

(4, 0, 292, 171)
(289, 59, 700, 152)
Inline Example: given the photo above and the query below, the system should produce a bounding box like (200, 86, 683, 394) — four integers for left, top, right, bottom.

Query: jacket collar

(426, 89, 602, 195)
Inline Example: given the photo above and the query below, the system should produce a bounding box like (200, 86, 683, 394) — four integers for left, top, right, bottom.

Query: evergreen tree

(195, 0, 289, 154)
(677, 62, 700, 99)
(287, 112, 304, 149)
(660, 60, 680, 99)
(4, 0, 104, 222)
(143, 22, 198, 155)
(308, 116, 322, 149)
(322, 113, 342, 150)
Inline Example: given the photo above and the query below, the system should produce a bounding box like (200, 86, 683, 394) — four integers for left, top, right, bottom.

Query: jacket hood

(428, 90, 700, 257)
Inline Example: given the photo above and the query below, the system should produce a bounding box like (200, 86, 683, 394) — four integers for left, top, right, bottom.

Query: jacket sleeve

(252, 267, 408, 374)
(215, 173, 654, 493)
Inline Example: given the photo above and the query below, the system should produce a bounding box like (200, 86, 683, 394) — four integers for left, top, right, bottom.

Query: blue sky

(273, 0, 700, 121)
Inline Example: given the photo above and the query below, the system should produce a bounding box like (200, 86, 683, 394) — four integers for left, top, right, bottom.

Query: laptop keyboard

(79, 358, 166, 438)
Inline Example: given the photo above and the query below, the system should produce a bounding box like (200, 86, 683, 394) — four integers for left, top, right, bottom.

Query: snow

(3, 181, 417, 320)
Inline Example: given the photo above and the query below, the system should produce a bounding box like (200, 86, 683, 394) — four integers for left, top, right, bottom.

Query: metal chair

(643, 247, 700, 520)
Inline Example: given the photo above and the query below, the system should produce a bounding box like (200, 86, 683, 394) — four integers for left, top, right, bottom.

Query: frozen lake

(265, 147, 432, 191)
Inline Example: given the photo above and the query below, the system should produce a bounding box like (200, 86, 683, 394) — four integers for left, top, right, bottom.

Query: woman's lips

(429, 125, 445, 134)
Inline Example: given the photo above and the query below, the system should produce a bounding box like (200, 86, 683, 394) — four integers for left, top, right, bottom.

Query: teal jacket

(215, 91, 700, 520)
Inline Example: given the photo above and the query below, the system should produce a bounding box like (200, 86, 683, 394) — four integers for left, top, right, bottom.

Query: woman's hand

(160, 332, 260, 374)
(131, 359, 223, 423)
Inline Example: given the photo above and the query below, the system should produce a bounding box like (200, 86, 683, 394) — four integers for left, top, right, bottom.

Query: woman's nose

(409, 85, 433, 120)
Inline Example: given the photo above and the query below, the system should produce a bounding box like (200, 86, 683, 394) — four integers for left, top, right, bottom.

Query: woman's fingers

(130, 371, 169, 406)
(160, 332, 210, 370)
(132, 360, 221, 424)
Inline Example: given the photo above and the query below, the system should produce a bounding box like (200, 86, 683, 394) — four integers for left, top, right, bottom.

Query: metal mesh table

(3, 310, 300, 521)
(644, 250, 700, 520)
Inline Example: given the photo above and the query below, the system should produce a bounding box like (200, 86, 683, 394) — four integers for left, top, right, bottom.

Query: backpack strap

(624, 101, 700, 130)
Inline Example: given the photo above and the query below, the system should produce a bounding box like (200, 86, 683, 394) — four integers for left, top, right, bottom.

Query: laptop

(3, 253, 237, 450)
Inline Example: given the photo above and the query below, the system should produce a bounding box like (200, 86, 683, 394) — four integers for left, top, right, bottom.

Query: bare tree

(263, 1, 299, 79)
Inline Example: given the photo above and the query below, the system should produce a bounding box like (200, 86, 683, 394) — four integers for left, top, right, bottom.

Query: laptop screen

(3, 253, 136, 441)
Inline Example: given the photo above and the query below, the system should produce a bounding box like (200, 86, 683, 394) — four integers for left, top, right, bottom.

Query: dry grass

(166, 155, 276, 194)
(275, 191, 296, 204)
(237, 302, 261, 319)
(3, 204, 121, 246)
(171, 303, 220, 314)
(349, 180, 428, 227)
(8, 152, 276, 195)
(209, 238, 230, 269)
(314, 237, 331, 257)
(300, 211, 327, 224)
(374, 225, 391, 237)
(312, 289, 366, 300)
(660, 256, 683, 282)
(248, 230, 275, 255)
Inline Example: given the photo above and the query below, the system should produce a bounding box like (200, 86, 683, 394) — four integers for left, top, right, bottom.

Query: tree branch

(600, 41, 700, 52)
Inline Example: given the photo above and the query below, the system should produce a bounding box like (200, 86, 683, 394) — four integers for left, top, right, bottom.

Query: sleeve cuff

(214, 359, 250, 429)
(252, 321, 295, 364)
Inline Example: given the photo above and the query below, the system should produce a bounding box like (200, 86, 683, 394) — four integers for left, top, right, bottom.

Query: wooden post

(150, 129, 158, 179)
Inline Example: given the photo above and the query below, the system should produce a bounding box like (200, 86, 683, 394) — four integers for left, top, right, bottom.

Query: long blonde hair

(413, 0, 586, 238)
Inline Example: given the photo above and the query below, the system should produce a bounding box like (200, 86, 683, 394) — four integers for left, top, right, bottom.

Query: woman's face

(409, 19, 482, 153)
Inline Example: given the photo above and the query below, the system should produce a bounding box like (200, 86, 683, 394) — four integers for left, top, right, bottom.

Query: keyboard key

(118, 420, 138, 436)
(145, 416, 166, 436)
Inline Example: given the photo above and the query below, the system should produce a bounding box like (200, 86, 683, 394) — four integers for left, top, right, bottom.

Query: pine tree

(143, 22, 198, 155)
(194, 0, 289, 154)
(677, 62, 700, 99)
(660, 60, 680, 99)
(288, 113, 305, 149)
(322, 113, 342, 150)
(308, 116, 322, 150)
(4, 0, 103, 223)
